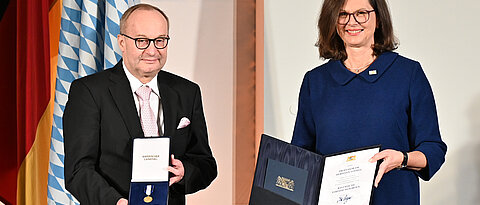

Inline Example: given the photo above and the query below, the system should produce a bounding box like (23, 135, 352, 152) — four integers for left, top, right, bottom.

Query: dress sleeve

(408, 62, 447, 181)
(291, 71, 317, 152)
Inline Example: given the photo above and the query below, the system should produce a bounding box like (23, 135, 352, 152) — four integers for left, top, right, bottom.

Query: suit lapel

(108, 62, 144, 139)
(158, 71, 179, 137)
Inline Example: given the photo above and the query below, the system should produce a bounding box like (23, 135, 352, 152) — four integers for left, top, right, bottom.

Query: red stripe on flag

(16, 0, 51, 166)
(15, 0, 52, 204)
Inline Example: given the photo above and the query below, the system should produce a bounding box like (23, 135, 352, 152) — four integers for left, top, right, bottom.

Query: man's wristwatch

(399, 151, 408, 169)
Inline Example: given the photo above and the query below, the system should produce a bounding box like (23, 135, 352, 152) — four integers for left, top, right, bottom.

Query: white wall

(264, 0, 480, 204)
(142, 0, 234, 204)
(264, 0, 324, 142)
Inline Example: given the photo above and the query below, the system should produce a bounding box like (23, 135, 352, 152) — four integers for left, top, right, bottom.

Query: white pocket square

(177, 117, 190, 129)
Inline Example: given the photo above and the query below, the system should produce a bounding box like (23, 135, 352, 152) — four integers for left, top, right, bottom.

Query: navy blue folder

(249, 134, 380, 205)
(250, 134, 324, 205)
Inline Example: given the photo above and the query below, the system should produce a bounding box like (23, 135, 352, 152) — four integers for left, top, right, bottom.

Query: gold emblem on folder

(275, 176, 295, 191)
(347, 155, 356, 162)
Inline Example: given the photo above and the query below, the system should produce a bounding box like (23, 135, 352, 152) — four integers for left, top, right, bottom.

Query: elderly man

(64, 4, 217, 205)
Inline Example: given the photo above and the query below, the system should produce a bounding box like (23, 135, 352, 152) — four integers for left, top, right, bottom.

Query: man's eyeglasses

(120, 34, 170, 49)
(338, 10, 375, 25)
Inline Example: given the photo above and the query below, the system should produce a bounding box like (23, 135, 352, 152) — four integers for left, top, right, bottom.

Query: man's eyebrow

(131, 34, 169, 38)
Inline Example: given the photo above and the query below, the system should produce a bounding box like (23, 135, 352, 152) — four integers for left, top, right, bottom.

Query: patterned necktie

(135, 86, 159, 137)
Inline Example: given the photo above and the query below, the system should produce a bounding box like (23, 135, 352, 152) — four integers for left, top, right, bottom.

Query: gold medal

(144, 196, 153, 203)
(144, 184, 154, 203)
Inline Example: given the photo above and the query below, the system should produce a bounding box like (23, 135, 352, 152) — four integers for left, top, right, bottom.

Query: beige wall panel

(142, 0, 235, 204)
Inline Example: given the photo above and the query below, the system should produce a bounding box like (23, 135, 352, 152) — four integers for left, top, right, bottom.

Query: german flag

(0, 0, 61, 204)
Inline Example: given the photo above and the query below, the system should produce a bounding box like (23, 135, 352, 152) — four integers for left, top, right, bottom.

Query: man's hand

(117, 198, 128, 205)
(167, 154, 185, 186)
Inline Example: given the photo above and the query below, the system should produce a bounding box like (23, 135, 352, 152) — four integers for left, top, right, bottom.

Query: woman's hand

(369, 150, 427, 187)
(369, 149, 404, 187)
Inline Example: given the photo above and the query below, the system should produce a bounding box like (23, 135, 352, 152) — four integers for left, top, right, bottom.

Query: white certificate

(131, 137, 170, 182)
(317, 146, 379, 205)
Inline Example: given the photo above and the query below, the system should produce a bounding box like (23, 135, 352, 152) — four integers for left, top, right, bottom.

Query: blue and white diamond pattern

(47, 0, 134, 204)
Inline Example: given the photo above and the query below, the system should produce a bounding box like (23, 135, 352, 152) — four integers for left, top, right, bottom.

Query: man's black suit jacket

(64, 60, 217, 205)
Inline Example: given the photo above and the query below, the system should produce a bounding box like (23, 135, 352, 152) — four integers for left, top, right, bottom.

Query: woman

(291, 0, 447, 204)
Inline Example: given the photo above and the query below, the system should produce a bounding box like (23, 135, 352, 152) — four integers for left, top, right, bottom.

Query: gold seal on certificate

(143, 185, 154, 203)
(317, 146, 380, 204)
